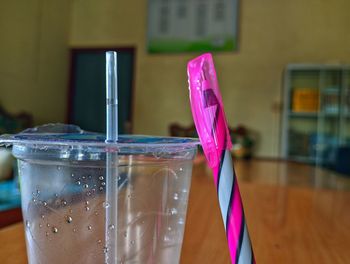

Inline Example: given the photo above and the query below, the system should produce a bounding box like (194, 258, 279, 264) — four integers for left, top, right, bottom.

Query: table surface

(1, 159, 350, 264)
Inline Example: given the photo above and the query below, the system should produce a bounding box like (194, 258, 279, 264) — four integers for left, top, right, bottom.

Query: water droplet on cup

(47, 223, 50, 227)
(83, 184, 89, 189)
(99, 187, 104, 191)
(66, 216, 73, 223)
(85, 206, 90, 211)
(170, 208, 177, 215)
(179, 167, 183, 171)
(103, 246, 108, 253)
(130, 240, 135, 245)
(41, 214, 45, 219)
(36, 189, 40, 195)
(25, 220, 30, 228)
(87, 225, 92, 230)
(71, 173, 75, 178)
(173, 193, 179, 200)
(61, 200, 67, 206)
(42, 201, 48, 206)
(99, 176, 104, 181)
(108, 224, 115, 230)
(103, 202, 110, 208)
(97, 239, 102, 244)
(39, 224, 43, 228)
(73, 228, 77, 233)
(57, 166, 61, 170)
(52, 227, 59, 233)
(101, 182, 106, 186)
(76, 181, 81, 185)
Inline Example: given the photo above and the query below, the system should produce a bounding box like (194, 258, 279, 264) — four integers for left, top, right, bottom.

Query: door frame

(67, 47, 137, 133)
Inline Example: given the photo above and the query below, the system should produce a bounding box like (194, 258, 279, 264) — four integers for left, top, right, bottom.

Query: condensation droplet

(97, 239, 102, 244)
(130, 240, 135, 245)
(57, 166, 61, 170)
(36, 189, 41, 195)
(76, 181, 81, 185)
(45, 231, 49, 237)
(88, 175, 92, 179)
(170, 208, 178, 215)
(73, 228, 77, 233)
(66, 216, 73, 223)
(85, 206, 90, 211)
(87, 225, 92, 230)
(32, 198, 37, 203)
(69, 209, 73, 214)
(179, 167, 183, 171)
(103, 202, 110, 208)
(178, 218, 184, 225)
(55, 193, 59, 198)
(82, 176, 86, 180)
(83, 184, 89, 189)
(47, 223, 50, 227)
(39, 224, 43, 228)
(99, 176, 104, 181)
(103, 246, 108, 253)
(42, 201, 48, 206)
(41, 214, 45, 219)
(173, 193, 179, 200)
(25, 220, 30, 228)
(71, 173, 75, 178)
(61, 200, 67, 206)
(99, 187, 104, 191)
(86, 191, 92, 196)
(108, 224, 115, 230)
(95, 211, 99, 216)
(101, 182, 106, 186)
(85, 201, 90, 205)
(52, 227, 58, 233)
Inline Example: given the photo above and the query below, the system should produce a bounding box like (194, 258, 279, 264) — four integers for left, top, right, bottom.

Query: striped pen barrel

(187, 53, 255, 264)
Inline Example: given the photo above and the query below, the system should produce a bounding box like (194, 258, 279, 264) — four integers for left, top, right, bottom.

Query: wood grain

(1, 159, 350, 264)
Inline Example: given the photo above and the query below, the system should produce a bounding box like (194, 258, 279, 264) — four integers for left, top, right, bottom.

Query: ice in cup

(0, 124, 198, 264)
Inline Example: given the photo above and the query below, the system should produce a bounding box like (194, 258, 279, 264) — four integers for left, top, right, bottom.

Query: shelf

(289, 112, 318, 118)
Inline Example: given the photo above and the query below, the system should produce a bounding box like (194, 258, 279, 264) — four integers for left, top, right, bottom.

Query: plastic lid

(0, 124, 199, 161)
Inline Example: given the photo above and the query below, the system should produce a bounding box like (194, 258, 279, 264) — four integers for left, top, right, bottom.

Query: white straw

(105, 51, 118, 264)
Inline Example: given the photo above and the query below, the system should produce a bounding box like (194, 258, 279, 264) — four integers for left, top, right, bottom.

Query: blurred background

(0, 0, 349, 177)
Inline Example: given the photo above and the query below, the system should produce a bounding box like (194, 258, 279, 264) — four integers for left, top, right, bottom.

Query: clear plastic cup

(1, 124, 198, 264)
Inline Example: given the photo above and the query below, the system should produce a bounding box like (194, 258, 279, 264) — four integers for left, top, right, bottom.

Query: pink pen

(187, 53, 255, 264)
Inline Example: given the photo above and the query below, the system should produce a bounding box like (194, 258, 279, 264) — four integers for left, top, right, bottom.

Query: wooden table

(1, 159, 350, 263)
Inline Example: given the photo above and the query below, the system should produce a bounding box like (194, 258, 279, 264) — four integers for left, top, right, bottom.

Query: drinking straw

(187, 53, 255, 264)
(105, 51, 119, 264)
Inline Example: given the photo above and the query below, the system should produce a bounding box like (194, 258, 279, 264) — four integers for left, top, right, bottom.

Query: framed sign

(147, 0, 239, 53)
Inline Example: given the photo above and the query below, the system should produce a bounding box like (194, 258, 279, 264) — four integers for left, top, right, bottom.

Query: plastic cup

(1, 124, 198, 264)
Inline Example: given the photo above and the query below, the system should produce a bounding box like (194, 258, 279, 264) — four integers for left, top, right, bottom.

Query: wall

(0, 0, 71, 125)
(70, 0, 350, 157)
(2, 0, 348, 157)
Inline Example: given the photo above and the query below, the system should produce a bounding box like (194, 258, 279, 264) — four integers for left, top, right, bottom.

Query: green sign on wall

(147, 0, 239, 53)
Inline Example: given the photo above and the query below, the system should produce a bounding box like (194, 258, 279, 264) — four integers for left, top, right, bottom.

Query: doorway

(68, 48, 135, 134)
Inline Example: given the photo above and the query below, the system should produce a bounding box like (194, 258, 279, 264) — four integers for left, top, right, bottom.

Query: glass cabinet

(281, 64, 350, 173)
